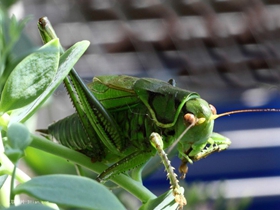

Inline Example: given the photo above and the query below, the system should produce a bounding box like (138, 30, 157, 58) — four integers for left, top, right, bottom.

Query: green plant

(0, 12, 126, 210)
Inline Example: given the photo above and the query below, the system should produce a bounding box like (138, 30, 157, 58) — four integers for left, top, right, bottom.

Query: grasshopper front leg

(191, 133, 231, 161)
(179, 132, 231, 179)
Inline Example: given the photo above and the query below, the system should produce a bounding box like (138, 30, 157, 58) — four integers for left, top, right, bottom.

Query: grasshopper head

(177, 98, 280, 152)
(175, 98, 217, 146)
(175, 98, 279, 179)
(172, 98, 217, 163)
(184, 98, 216, 125)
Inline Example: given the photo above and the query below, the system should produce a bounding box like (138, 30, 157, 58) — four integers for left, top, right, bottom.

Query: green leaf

(13, 174, 126, 210)
(4, 204, 54, 210)
(9, 40, 90, 124)
(0, 39, 60, 113)
(5, 123, 31, 162)
(0, 11, 32, 97)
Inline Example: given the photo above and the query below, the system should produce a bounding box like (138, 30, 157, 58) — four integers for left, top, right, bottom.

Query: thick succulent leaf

(9, 40, 90, 123)
(4, 204, 54, 210)
(14, 174, 126, 210)
(0, 39, 60, 113)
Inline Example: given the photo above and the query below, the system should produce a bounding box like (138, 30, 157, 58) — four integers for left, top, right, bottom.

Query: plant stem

(30, 133, 156, 203)
(0, 152, 59, 209)
(0, 153, 30, 183)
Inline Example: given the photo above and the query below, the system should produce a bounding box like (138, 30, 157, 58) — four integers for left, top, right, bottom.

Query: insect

(45, 74, 278, 178)
(37, 17, 280, 209)
(47, 74, 231, 179)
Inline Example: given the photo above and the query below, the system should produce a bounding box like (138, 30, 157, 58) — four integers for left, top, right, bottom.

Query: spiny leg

(38, 17, 125, 160)
(179, 132, 231, 179)
(150, 132, 187, 209)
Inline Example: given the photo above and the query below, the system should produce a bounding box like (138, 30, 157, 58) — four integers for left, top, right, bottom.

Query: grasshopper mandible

(37, 17, 279, 208)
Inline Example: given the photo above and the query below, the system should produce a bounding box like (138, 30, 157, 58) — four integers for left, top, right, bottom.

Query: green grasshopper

(37, 17, 279, 208)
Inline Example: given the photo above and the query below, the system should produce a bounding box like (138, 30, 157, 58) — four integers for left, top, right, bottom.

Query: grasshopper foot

(179, 161, 189, 179)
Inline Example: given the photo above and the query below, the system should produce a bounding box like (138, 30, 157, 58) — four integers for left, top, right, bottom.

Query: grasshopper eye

(183, 113, 195, 126)
(184, 113, 205, 126)
(209, 104, 217, 115)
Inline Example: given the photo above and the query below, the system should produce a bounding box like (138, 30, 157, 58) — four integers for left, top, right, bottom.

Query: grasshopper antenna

(211, 108, 280, 120)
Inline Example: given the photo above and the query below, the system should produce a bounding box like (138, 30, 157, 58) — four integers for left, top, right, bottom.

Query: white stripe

(221, 128, 280, 149)
(206, 176, 280, 199)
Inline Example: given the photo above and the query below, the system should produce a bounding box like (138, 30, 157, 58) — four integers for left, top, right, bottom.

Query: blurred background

(6, 0, 280, 209)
